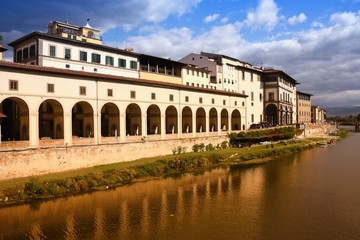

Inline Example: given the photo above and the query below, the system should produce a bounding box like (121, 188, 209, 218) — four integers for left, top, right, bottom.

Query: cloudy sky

(1, 0, 360, 108)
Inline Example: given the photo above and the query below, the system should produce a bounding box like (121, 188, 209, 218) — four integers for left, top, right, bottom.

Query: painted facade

(297, 91, 312, 124)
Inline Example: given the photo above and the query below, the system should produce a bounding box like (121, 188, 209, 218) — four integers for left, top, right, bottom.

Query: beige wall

(0, 136, 228, 180)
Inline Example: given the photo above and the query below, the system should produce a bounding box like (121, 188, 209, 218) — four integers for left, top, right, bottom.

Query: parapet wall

(0, 136, 227, 180)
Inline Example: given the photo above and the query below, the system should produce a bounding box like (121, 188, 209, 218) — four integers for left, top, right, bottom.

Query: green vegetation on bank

(0, 127, 344, 207)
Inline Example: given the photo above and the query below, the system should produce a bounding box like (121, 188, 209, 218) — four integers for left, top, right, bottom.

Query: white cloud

(330, 11, 359, 26)
(243, 0, 281, 31)
(204, 14, 220, 23)
(221, 17, 229, 24)
(311, 21, 324, 28)
(116, 10, 360, 107)
(288, 13, 307, 25)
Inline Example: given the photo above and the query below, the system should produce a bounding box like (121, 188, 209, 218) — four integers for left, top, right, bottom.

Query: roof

(139, 54, 187, 67)
(297, 90, 313, 96)
(0, 46, 7, 52)
(0, 61, 248, 98)
(8, 31, 139, 58)
(263, 68, 299, 84)
(200, 51, 251, 66)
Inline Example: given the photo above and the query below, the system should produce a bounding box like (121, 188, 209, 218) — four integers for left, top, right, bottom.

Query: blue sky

(1, 0, 360, 108)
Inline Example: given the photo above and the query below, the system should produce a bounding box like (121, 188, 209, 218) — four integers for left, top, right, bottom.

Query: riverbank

(0, 134, 343, 208)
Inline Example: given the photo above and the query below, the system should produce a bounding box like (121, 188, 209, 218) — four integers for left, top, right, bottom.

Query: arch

(231, 109, 241, 131)
(38, 99, 64, 139)
(166, 105, 178, 134)
(182, 106, 192, 133)
(126, 103, 142, 135)
(221, 109, 229, 131)
(147, 104, 161, 134)
(101, 103, 120, 137)
(266, 104, 278, 126)
(0, 97, 29, 141)
(209, 108, 218, 132)
(196, 107, 206, 132)
(72, 101, 94, 138)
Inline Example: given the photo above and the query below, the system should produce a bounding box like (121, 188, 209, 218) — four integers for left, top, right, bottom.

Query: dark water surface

(1, 133, 360, 240)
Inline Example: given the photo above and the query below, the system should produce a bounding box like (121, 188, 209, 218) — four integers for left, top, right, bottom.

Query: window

(251, 73, 253, 82)
(9, 80, 18, 91)
(65, 64, 70, 68)
(108, 89, 113, 97)
(186, 69, 189, 75)
(169, 94, 174, 102)
(118, 58, 126, 68)
(80, 86, 86, 96)
(223, 100, 226, 105)
(92, 53, 101, 63)
(49, 46, 56, 57)
(260, 93, 263, 101)
(80, 51, 87, 61)
(29, 45, 36, 57)
(151, 93, 156, 100)
(130, 60, 137, 69)
(16, 50, 22, 62)
(186, 82, 189, 86)
(65, 48, 71, 59)
(251, 92, 254, 101)
(235, 101, 237, 106)
(105, 56, 114, 66)
(130, 91, 136, 99)
(185, 96, 189, 102)
(47, 83, 54, 93)
(212, 98, 215, 104)
(199, 97, 202, 104)
(242, 71, 245, 80)
(251, 114, 254, 123)
(269, 92, 274, 101)
(23, 47, 29, 59)
(242, 101, 245, 107)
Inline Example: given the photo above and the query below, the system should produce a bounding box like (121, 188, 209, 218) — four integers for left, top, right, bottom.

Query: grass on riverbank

(0, 137, 338, 207)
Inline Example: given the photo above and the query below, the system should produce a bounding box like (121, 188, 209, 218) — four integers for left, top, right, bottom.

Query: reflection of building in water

(140, 197, 150, 239)
(175, 187, 185, 223)
(27, 223, 46, 240)
(118, 201, 130, 239)
(64, 215, 77, 240)
(94, 208, 105, 240)
(159, 190, 169, 230)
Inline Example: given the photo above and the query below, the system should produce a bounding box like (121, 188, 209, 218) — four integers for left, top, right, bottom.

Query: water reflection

(1, 134, 360, 239)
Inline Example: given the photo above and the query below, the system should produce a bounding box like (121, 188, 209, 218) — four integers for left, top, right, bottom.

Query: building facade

(180, 52, 264, 128)
(263, 69, 298, 126)
(296, 91, 312, 124)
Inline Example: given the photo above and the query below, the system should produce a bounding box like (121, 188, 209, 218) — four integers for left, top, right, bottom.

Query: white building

(180, 52, 264, 129)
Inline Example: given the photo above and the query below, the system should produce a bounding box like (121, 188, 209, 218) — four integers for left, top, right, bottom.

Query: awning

(0, 113, 7, 118)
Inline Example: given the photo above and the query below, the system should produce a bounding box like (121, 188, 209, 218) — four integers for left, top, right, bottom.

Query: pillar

(29, 111, 39, 146)
(63, 112, 72, 145)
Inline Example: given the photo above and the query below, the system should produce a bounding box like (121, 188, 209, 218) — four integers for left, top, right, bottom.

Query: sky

(1, 0, 360, 108)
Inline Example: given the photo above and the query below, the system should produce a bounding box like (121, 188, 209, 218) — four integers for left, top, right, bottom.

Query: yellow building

(296, 91, 312, 124)
(47, 20, 102, 45)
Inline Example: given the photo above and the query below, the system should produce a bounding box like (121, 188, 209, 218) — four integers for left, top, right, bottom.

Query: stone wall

(0, 136, 228, 180)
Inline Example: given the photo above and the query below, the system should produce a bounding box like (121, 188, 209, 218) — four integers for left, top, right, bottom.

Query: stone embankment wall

(0, 136, 227, 180)
(298, 124, 337, 138)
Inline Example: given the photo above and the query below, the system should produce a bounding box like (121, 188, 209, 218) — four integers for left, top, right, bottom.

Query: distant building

(296, 91, 312, 124)
(0, 38, 7, 61)
(311, 106, 326, 124)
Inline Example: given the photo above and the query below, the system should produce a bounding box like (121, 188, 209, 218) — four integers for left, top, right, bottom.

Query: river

(1, 132, 360, 240)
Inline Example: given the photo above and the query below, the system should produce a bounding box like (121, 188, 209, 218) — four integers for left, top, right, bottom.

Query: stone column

(63, 112, 72, 146)
(161, 113, 166, 139)
(95, 112, 101, 144)
(120, 113, 126, 141)
(29, 111, 39, 146)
